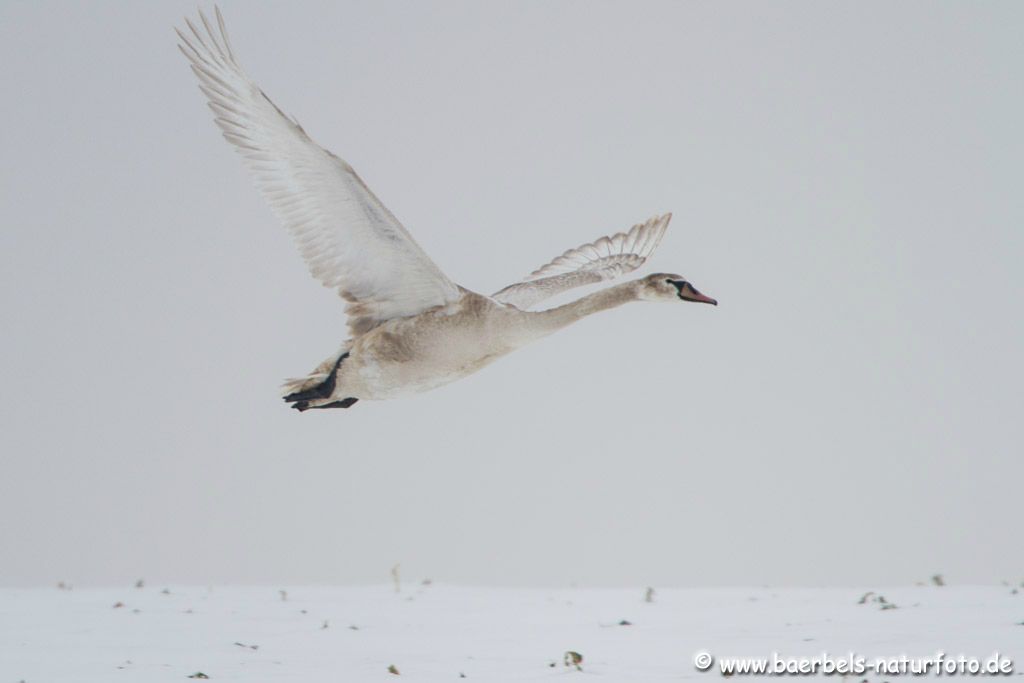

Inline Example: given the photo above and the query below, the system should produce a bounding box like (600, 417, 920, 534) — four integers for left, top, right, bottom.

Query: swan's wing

(177, 9, 461, 336)
(493, 213, 671, 309)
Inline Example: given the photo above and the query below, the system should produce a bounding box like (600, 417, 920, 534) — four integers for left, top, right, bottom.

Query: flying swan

(177, 8, 717, 411)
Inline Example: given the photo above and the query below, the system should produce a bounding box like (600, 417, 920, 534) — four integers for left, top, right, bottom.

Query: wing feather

(493, 213, 671, 309)
(177, 8, 460, 335)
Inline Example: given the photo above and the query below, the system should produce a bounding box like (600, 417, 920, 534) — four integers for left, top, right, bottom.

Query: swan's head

(639, 273, 717, 305)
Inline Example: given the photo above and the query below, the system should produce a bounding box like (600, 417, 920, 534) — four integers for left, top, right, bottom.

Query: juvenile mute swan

(177, 9, 716, 411)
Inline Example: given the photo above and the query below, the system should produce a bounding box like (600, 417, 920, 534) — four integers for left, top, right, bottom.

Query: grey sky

(1, 1, 1021, 589)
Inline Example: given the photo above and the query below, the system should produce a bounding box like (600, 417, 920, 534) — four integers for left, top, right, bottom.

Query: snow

(3, 583, 1022, 681)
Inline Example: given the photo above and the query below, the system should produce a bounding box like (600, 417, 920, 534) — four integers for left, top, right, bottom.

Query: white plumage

(176, 10, 460, 336)
(178, 9, 716, 410)
(493, 214, 671, 309)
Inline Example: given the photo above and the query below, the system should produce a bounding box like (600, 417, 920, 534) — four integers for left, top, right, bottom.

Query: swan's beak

(667, 279, 718, 305)
(684, 289, 717, 306)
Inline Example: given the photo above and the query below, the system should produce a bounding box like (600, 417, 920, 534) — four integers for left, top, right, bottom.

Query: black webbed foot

(290, 397, 358, 412)
(283, 353, 350, 404)
(312, 398, 359, 409)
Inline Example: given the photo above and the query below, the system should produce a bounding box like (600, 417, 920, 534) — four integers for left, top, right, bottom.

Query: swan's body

(177, 9, 716, 411)
(325, 291, 531, 402)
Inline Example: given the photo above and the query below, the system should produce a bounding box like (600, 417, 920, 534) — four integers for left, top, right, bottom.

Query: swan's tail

(281, 373, 329, 397)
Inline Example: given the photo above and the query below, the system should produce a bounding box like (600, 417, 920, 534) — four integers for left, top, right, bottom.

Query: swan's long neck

(527, 280, 641, 337)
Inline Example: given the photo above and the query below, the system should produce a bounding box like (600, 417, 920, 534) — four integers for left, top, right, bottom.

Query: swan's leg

(282, 352, 349, 404)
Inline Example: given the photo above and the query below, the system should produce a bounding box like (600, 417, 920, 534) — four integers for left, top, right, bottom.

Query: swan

(177, 9, 717, 411)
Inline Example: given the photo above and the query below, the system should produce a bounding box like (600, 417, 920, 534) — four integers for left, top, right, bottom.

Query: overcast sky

(1, 1, 1021, 589)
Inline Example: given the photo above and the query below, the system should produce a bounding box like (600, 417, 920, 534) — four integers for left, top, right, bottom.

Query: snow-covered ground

(3, 583, 1022, 681)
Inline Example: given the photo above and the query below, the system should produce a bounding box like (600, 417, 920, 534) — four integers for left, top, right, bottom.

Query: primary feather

(176, 8, 460, 336)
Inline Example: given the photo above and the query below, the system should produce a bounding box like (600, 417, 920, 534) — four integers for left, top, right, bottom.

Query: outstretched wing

(493, 213, 671, 309)
(177, 9, 461, 336)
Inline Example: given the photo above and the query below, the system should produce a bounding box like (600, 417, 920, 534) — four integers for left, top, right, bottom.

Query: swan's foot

(291, 397, 359, 411)
(282, 352, 349, 405)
